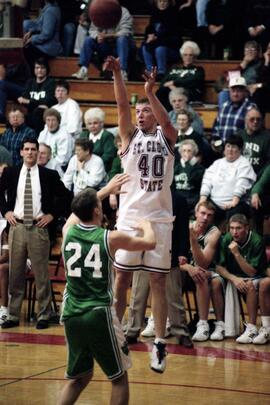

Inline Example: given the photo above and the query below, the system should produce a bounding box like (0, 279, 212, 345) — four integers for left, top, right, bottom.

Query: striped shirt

(212, 98, 256, 142)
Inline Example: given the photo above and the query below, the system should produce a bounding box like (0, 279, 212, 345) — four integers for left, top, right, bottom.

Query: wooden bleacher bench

(49, 58, 240, 82)
(69, 80, 159, 103)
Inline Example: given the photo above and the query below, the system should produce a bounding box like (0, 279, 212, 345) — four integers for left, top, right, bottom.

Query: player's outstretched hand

(103, 56, 121, 73)
(142, 67, 157, 94)
(106, 173, 130, 195)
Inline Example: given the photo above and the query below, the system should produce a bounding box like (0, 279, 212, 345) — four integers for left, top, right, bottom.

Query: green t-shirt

(218, 230, 267, 278)
(239, 128, 270, 175)
(61, 224, 114, 320)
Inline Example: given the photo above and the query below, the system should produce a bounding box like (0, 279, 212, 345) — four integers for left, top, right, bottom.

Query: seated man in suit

(0, 137, 72, 329)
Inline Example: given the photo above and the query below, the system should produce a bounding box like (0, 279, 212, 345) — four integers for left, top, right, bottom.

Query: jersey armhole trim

(120, 128, 139, 158)
(159, 127, 175, 156)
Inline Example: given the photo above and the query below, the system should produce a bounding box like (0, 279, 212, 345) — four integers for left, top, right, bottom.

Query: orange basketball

(88, 0, 122, 29)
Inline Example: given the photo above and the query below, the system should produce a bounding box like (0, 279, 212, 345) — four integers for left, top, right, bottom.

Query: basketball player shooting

(103, 56, 178, 373)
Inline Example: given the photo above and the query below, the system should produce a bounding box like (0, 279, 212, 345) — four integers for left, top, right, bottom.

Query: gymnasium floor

(1, 316, 270, 405)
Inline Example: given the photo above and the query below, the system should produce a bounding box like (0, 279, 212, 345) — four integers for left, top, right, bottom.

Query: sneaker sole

(150, 365, 165, 374)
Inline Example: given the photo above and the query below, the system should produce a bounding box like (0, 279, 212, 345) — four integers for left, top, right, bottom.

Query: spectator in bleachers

(80, 107, 117, 172)
(216, 214, 267, 343)
(177, 0, 196, 39)
(72, 6, 134, 81)
(199, 135, 256, 226)
(73, 9, 90, 56)
(252, 41, 270, 114)
(168, 88, 204, 135)
(250, 164, 270, 234)
(62, 138, 106, 195)
(239, 107, 270, 175)
(17, 57, 56, 136)
(212, 77, 256, 143)
(0, 106, 36, 167)
(141, 0, 181, 81)
(52, 80, 82, 139)
(37, 142, 64, 177)
(173, 139, 205, 214)
(244, 0, 270, 51)
(194, 0, 210, 58)
(22, 0, 63, 73)
(57, 0, 82, 56)
(180, 200, 224, 342)
(0, 63, 30, 124)
(205, 0, 231, 60)
(218, 41, 264, 108)
(156, 40, 205, 111)
(38, 108, 74, 170)
(175, 108, 209, 163)
(0, 147, 12, 168)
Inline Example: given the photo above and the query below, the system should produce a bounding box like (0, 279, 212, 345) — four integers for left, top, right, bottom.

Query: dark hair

(21, 137, 39, 150)
(55, 79, 70, 93)
(34, 57, 50, 74)
(225, 134, 243, 150)
(8, 104, 26, 117)
(71, 188, 98, 222)
(75, 138, 93, 153)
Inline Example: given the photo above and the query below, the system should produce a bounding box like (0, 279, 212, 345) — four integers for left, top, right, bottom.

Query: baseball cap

(229, 77, 247, 88)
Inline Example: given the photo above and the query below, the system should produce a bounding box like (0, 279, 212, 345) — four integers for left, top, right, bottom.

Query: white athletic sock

(154, 337, 166, 344)
(261, 316, 270, 328)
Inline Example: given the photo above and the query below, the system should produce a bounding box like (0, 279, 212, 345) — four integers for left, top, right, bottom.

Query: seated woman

(199, 134, 256, 227)
(173, 139, 205, 214)
(168, 87, 204, 135)
(141, 0, 181, 81)
(80, 107, 117, 172)
(23, 0, 63, 73)
(156, 40, 205, 111)
(175, 108, 210, 164)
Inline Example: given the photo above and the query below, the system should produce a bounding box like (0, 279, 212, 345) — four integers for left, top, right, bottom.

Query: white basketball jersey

(117, 126, 175, 228)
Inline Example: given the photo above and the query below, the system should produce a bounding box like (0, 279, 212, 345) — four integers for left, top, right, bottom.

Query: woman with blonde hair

(80, 107, 116, 172)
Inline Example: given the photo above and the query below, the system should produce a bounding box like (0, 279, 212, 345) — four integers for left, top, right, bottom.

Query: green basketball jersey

(61, 224, 114, 321)
(219, 230, 267, 278)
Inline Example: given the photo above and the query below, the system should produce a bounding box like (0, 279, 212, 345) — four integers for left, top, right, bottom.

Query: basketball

(88, 0, 122, 29)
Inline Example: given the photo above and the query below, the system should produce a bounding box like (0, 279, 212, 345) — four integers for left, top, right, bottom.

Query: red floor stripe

(1, 331, 270, 363)
(0, 376, 269, 397)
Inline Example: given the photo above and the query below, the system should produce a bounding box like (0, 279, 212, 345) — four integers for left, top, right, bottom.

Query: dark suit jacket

(0, 165, 72, 219)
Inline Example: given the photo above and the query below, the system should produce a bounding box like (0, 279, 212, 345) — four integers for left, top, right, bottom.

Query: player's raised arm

(143, 68, 178, 146)
(103, 56, 135, 148)
(109, 219, 156, 254)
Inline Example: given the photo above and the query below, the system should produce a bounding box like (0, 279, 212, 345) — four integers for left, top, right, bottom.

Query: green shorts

(64, 306, 131, 381)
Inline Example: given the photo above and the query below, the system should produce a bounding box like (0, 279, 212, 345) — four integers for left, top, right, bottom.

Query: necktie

(24, 168, 33, 227)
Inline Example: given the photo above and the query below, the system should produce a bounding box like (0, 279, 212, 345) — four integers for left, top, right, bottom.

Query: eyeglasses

(245, 47, 257, 51)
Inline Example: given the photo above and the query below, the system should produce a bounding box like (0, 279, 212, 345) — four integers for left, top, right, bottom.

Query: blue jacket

(24, 2, 63, 57)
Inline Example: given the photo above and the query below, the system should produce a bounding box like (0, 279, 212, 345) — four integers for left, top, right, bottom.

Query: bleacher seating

(2, 15, 270, 132)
